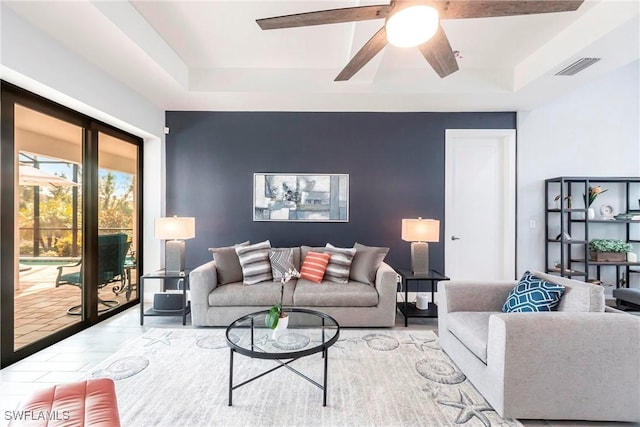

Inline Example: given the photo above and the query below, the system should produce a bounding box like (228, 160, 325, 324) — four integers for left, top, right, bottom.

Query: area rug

(87, 328, 521, 427)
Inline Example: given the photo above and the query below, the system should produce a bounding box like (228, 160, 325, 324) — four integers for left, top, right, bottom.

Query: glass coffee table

(226, 308, 340, 407)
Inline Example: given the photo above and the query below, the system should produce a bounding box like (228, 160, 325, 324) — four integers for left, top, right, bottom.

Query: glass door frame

(0, 81, 144, 368)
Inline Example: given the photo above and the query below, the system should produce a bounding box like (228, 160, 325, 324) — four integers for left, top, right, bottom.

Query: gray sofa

(189, 245, 397, 327)
(438, 270, 640, 422)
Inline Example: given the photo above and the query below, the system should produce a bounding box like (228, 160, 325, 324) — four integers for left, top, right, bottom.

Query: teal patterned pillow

(503, 271, 565, 312)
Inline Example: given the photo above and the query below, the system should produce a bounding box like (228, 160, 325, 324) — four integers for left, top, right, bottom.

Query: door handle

(451, 236, 461, 240)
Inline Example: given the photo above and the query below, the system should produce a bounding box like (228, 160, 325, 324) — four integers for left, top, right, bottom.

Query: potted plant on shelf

(265, 268, 299, 331)
(583, 186, 607, 219)
(589, 239, 632, 262)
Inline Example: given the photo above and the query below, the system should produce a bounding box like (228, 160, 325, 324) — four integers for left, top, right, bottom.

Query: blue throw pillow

(502, 271, 565, 312)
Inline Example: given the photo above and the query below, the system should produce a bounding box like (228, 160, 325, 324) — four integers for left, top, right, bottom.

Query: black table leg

(228, 348, 234, 406)
(404, 277, 408, 327)
(323, 348, 328, 407)
(181, 279, 187, 325)
(139, 277, 144, 325)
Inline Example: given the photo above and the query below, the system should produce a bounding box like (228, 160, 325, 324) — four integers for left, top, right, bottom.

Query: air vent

(555, 58, 601, 76)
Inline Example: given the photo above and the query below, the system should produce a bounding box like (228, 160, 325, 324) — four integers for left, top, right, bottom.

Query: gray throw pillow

(208, 241, 249, 285)
(236, 240, 273, 285)
(270, 248, 295, 281)
(324, 244, 356, 283)
(350, 243, 389, 286)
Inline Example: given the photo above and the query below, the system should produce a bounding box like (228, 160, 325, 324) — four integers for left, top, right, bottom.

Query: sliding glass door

(97, 130, 139, 317)
(13, 105, 85, 350)
(1, 82, 143, 367)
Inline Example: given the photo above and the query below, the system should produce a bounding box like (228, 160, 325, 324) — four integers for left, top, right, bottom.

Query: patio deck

(15, 263, 136, 350)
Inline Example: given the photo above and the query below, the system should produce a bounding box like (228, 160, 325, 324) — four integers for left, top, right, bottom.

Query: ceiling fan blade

(417, 24, 459, 78)
(335, 26, 388, 81)
(257, 5, 392, 30)
(437, 0, 584, 19)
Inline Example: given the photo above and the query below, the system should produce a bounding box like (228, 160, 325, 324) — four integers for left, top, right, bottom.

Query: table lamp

(402, 217, 440, 274)
(155, 216, 195, 274)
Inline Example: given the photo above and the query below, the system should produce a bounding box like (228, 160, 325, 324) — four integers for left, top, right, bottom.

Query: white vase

(272, 313, 289, 338)
(587, 208, 595, 220)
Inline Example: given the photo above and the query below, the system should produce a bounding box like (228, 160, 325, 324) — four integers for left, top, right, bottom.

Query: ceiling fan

(257, 1, 584, 81)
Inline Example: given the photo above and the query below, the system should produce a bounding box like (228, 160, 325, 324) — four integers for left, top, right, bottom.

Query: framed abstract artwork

(253, 173, 349, 222)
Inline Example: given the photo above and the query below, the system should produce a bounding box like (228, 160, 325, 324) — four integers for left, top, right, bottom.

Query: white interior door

(445, 129, 516, 281)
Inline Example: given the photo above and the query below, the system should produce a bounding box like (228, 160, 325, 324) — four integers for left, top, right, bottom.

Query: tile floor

(0, 307, 636, 427)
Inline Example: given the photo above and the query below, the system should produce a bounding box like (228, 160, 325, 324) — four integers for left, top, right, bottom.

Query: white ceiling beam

(91, 1, 189, 88)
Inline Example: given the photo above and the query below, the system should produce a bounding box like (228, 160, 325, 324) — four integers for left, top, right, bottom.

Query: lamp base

(165, 240, 185, 274)
(410, 242, 429, 275)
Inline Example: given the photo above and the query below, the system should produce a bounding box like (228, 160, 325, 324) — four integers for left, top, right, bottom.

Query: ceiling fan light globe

(386, 5, 439, 48)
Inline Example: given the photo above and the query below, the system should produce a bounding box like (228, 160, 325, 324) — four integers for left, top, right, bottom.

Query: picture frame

(253, 173, 349, 222)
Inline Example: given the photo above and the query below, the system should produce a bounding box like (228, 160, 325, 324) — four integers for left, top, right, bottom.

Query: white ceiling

(6, 0, 640, 112)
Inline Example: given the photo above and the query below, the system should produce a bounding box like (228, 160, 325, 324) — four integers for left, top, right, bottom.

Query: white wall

(517, 60, 640, 288)
(1, 4, 165, 275)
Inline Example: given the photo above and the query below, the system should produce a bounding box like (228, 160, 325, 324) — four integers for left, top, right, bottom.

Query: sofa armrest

(490, 311, 640, 363)
(374, 262, 399, 325)
(189, 261, 218, 326)
(441, 281, 517, 313)
(375, 262, 397, 297)
(488, 312, 640, 420)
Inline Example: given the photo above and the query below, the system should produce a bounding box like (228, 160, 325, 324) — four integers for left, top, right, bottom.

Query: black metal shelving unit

(545, 177, 640, 287)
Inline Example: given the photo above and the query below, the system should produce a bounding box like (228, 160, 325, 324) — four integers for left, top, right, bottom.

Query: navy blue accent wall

(165, 111, 516, 271)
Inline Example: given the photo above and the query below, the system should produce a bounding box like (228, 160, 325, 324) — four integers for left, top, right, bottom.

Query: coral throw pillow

(300, 251, 331, 283)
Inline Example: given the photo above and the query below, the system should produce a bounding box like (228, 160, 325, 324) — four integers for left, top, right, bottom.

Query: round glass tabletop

(226, 308, 340, 359)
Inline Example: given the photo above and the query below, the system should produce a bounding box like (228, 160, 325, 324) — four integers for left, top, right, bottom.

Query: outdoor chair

(55, 233, 130, 315)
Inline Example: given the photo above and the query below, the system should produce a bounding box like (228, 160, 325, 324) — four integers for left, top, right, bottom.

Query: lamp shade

(386, 5, 439, 48)
(402, 218, 440, 243)
(155, 217, 195, 240)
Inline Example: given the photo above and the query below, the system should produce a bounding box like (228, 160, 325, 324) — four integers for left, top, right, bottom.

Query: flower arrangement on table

(583, 186, 607, 207)
(265, 268, 299, 329)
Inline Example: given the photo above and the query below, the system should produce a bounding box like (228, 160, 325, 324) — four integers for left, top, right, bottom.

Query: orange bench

(8, 378, 120, 427)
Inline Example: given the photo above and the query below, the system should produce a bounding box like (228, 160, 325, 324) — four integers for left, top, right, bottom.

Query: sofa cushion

(208, 280, 296, 307)
(294, 279, 378, 307)
(236, 240, 273, 285)
(269, 248, 296, 281)
(532, 270, 605, 312)
(301, 246, 325, 261)
(290, 247, 302, 271)
(324, 244, 356, 283)
(300, 251, 331, 283)
(208, 241, 249, 285)
(446, 312, 498, 364)
(350, 243, 389, 286)
(503, 271, 565, 313)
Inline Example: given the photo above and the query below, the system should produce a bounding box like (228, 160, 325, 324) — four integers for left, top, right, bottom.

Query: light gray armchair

(438, 271, 640, 422)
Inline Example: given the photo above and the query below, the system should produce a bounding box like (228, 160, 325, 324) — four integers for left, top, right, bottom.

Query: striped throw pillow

(235, 240, 273, 285)
(300, 251, 331, 283)
(324, 244, 356, 283)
